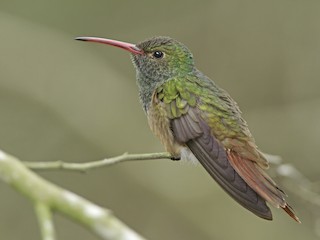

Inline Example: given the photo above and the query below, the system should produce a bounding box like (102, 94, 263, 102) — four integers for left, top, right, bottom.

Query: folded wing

(171, 107, 273, 220)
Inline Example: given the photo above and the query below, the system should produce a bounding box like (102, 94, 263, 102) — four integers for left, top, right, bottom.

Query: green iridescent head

(132, 36, 195, 80)
(75, 36, 195, 81)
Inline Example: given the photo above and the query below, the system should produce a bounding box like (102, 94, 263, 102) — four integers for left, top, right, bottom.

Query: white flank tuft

(180, 148, 198, 164)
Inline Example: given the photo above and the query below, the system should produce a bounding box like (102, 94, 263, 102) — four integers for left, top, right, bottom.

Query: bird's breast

(147, 91, 182, 157)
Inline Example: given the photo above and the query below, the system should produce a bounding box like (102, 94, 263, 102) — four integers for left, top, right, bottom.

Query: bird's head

(75, 36, 195, 81)
(133, 36, 194, 79)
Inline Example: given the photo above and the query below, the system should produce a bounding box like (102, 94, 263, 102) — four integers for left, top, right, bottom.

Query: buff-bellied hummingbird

(75, 36, 300, 223)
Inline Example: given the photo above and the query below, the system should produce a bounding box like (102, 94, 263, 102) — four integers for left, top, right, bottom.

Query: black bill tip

(75, 37, 88, 41)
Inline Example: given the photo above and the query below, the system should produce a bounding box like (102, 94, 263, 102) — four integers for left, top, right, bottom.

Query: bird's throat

(136, 72, 158, 113)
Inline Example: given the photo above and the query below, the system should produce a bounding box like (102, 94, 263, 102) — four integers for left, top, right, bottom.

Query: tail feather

(227, 150, 300, 223)
(283, 204, 301, 223)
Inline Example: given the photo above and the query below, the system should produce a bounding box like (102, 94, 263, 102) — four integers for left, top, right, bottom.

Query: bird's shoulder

(153, 72, 243, 128)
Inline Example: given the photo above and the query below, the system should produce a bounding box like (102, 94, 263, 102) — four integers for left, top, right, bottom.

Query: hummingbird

(75, 36, 300, 222)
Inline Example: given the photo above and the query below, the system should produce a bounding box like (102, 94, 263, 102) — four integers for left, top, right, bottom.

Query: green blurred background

(0, 0, 319, 239)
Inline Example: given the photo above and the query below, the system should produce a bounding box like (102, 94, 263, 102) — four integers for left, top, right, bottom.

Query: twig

(35, 202, 55, 240)
(23, 152, 172, 172)
(276, 163, 320, 208)
(22, 150, 320, 211)
(0, 149, 146, 240)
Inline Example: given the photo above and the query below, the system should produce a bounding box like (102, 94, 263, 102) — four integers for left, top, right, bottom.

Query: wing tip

(254, 209, 273, 221)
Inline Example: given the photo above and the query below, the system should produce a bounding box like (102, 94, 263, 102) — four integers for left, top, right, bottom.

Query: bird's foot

(170, 156, 181, 161)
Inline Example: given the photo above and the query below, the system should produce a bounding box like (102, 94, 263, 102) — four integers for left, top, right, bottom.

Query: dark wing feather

(171, 107, 273, 220)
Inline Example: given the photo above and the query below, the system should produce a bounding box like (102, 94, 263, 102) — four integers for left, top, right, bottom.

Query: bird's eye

(153, 51, 164, 59)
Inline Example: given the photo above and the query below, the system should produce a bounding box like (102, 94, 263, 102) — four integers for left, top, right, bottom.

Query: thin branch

(276, 163, 320, 208)
(23, 152, 172, 172)
(22, 149, 320, 211)
(35, 202, 55, 240)
(0, 149, 146, 240)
